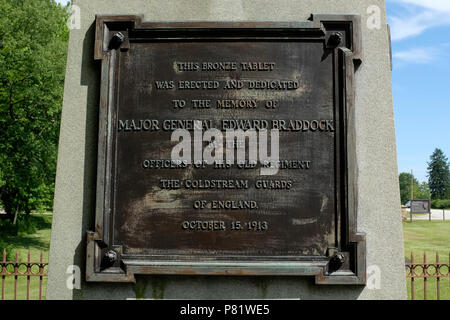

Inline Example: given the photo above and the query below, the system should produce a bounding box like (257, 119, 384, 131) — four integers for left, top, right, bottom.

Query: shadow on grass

(2, 234, 49, 251)
(29, 214, 52, 230)
(1, 213, 53, 252)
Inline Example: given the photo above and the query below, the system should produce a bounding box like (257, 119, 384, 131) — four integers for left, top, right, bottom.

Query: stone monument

(47, 0, 406, 300)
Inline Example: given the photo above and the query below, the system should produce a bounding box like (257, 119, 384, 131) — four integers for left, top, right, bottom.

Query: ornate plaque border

(86, 14, 366, 285)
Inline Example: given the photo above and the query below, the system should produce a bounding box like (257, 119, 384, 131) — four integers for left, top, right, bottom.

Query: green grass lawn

(1, 213, 52, 300)
(403, 221, 450, 300)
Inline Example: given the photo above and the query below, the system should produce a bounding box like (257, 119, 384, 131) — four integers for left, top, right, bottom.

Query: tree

(427, 148, 450, 200)
(399, 173, 414, 204)
(398, 172, 430, 204)
(416, 182, 431, 199)
(0, 0, 69, 221)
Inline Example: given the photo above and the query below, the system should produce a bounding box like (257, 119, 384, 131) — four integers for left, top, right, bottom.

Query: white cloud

(393, 47, 440, 64)
(390, 11, 450, 40)
(390, 0, 450, 12)
(388, 0, 450, 41)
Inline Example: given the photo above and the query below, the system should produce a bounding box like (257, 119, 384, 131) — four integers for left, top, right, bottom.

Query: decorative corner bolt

(330, 252, 345, 270)
(109, 32, 125, 49)
(328, 32, 343, 48)
(105, 250, 118, 264)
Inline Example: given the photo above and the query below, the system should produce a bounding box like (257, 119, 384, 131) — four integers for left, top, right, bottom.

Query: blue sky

(387, 0, 450, 182)
(55, 0, 449, 183)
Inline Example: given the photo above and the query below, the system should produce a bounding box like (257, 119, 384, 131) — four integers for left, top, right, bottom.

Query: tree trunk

(12, 205, 19, 225)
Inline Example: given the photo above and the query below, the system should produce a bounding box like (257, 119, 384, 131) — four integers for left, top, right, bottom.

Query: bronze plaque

(87, 15, 366, 285)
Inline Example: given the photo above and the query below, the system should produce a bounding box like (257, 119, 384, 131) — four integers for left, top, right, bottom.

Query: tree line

(399, 148, 450, 207)
(0, 0, 69, 222)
